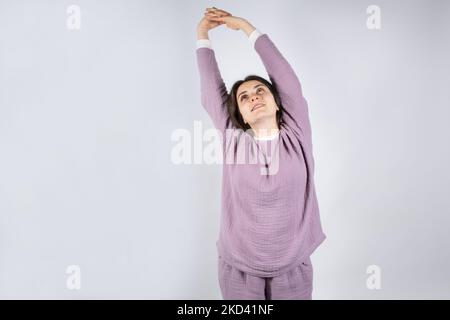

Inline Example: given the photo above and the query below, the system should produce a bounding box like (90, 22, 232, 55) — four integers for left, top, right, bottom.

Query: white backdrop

(0, 0, 449, 299)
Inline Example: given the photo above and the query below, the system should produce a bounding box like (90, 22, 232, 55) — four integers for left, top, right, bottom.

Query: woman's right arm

(196, 20, 231, 133)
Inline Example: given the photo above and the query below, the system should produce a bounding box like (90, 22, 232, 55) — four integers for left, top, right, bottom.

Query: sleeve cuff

(248, 29, 262, 47)
(196, 39, 211, 49)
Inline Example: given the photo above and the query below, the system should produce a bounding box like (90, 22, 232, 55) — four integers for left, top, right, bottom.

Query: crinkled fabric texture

(196, 33, 326, 278)
(218, 256, 313, 300)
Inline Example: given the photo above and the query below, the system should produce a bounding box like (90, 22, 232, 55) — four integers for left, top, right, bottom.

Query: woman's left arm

(240, 19, 312, 140)
(208, 12, 312, 139)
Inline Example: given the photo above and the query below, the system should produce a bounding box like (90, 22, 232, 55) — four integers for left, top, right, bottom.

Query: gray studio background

(1, 0, 449, 299)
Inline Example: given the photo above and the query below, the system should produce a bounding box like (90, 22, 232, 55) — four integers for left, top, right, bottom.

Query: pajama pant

(218, 256, 314, 300)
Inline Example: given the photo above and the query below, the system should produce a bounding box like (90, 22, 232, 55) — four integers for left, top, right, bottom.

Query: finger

(210, 7, 231, 15)
(206, 17, 223, 23)
(207, 15, 224, 21)
(206, 8, 229, 16)
(205, 13, 226, 19)
(207, 11, 229, 17)
(206, 7, 230, 16)
(205, 14, 225, 20)
(215, 9, 231, 16)
(208, 12, 227, 18)
(205, 11, 223, 16)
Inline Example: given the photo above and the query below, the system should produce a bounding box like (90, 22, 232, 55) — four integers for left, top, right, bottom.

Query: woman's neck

(250, 118, 279, 139)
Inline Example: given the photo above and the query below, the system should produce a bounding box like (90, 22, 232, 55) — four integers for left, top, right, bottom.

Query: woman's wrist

(239, 19, 256, 37)
(197, 28, 209, 40)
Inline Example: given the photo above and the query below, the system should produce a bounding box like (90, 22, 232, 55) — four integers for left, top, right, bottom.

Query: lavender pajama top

(196, 29, 326, 278)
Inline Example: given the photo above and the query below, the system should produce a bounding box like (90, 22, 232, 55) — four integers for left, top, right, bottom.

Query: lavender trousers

(218, 256, 314, 300)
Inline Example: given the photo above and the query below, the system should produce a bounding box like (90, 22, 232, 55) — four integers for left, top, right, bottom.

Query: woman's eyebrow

(238, 84, 264, 99)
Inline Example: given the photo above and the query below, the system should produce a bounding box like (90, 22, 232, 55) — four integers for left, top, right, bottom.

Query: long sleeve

(253, 34, 312, 141)
(196, 42, 230, 133)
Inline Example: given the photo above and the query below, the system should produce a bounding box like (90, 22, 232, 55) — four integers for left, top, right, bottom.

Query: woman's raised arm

(251, 28, 312, 140)
(196, 10, 231, 133)
(210, 12, 313, 140)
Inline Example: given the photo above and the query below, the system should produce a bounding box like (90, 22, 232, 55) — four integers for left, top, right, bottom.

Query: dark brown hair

(226, 75, 284, 131)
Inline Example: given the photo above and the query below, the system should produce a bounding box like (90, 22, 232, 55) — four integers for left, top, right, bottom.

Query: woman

(196, 7, 326, 300)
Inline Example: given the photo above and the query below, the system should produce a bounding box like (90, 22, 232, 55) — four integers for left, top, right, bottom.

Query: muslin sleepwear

(196, 29, 326, 299)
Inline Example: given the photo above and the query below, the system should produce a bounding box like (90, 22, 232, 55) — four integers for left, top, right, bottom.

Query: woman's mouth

(251, 103, 265, 112)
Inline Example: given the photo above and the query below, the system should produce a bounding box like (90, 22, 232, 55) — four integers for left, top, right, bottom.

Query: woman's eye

(241, 96, 247, 101)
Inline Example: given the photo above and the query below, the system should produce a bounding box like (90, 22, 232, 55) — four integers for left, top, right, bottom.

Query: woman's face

(236, 80, 279, 126)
